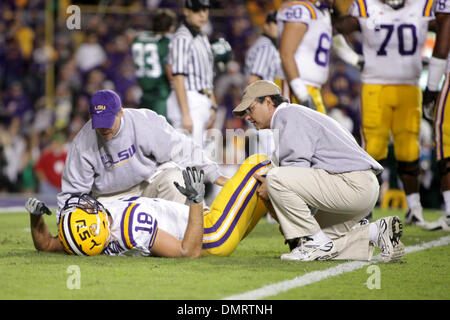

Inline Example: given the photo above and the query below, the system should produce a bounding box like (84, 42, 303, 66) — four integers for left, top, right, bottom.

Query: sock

(311, 230, 332, 244)
(369, 223, 378, 244)
(443, 190, 450, 217)
(406, 193, 421, 210)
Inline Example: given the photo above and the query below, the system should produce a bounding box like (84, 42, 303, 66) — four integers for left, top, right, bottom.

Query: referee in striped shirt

(244, 11, 282, 85)
(166, 0, 216, 148)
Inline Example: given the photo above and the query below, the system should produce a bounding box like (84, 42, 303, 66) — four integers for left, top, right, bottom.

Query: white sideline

(222, 235, 450, 300)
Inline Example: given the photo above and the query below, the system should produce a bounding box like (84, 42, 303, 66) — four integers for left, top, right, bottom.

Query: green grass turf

(0, 208, 449, 300)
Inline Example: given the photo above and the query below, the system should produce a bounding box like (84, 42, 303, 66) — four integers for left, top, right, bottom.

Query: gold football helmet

(58, 194, 110, 256)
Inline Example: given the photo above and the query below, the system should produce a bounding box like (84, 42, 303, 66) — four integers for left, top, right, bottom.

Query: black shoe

(285, 237, 300, 251)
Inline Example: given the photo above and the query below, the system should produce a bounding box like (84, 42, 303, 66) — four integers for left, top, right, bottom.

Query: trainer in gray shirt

(233, 81, 382, 174)
(57, 89, 227, 221)
(232, 80, 389, 263)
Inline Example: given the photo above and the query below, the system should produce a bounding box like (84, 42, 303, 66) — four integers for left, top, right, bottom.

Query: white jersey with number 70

(350, 0, 434, 85)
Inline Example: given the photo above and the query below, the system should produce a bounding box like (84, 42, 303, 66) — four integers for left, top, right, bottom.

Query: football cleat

(375, 216, 404, 262)
(423, 215, 450, 232)
(404, 207, 425, 226)
(281, 236, 338, 261)
(58, 194, 110, 256)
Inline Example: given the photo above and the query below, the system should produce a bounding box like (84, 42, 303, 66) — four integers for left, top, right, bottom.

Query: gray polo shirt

(57, 108, 222, 219)
(270, 103, 383, 174)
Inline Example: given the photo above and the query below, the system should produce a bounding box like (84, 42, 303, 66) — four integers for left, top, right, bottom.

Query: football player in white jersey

(422, 0, 450, 231)
(334, 0, 435, 226)
(25, 155, 274, 257)
(277, 0, 334, 113)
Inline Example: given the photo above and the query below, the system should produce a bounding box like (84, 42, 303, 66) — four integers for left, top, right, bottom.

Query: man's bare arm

(26, 198, 64, 253)
(151, 202, 204, 258)
(30, 214, 64, 253)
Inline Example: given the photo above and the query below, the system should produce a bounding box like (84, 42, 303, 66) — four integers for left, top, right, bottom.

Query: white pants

(166, 90, 212, 147)
(266, 167, 379, 261)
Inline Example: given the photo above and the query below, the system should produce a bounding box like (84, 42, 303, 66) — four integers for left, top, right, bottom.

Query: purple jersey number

(314, 33, 331, 67)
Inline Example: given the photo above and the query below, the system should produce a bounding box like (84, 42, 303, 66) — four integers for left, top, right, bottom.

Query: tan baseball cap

(232, 80, 281, 116)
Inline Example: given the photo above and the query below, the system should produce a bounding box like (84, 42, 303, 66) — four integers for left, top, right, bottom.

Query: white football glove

(290, 78, 317, 111)
(25, 198, 52, 216)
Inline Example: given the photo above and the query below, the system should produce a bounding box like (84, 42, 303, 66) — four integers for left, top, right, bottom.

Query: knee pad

(363, 135, 390, 161)
(397, 160, 419, 177)
(393, 133, 420, 162)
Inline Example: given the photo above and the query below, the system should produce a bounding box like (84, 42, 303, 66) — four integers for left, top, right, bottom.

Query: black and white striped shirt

(168, 23, 214, 91)
(245, 35, 282, 81)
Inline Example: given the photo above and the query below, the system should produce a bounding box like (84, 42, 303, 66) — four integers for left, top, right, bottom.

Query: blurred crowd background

(0, 0, 442, 209)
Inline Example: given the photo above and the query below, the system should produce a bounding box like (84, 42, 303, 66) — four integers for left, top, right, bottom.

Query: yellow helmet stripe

(59, 214, 74, 255)
(63, 211, 88, 256)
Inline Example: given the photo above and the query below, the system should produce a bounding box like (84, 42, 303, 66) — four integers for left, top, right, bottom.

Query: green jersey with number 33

(132, 31, 171, 100)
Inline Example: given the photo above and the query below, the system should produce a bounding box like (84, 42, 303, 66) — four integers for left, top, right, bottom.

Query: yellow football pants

(201, 154, 272, 256)
(434, 73, 450, 161)
(274, 78, 326, 114)
(360, 84, 421, 162)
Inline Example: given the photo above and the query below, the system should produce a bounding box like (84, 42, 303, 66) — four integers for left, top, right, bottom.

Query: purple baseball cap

(89, 90, 122, 129)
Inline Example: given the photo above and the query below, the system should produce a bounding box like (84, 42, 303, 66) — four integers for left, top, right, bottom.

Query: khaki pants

(266, 167, 379, 261)
(95, 166, 186, 205)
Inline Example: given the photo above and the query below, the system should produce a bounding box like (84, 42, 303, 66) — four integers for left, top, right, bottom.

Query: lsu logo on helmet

(58, 194, 110, 256)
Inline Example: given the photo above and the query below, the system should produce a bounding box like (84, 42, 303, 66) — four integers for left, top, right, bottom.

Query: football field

(1, 207, 449, 302)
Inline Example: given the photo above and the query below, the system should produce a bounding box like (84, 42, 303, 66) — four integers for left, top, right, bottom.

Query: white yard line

(222, 235, 450, 300)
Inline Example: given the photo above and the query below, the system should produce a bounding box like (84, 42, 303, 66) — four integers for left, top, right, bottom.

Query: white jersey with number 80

(350, 0, 434, 85)
(277, 1, 332, 88)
